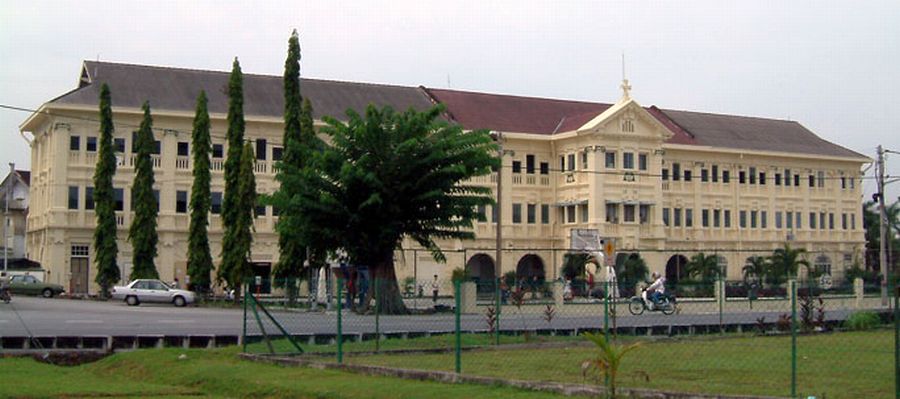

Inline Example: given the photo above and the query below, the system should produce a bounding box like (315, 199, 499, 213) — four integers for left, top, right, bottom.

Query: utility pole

(492, 131, 504, 282)
(3, 162, 12, 273)
(878, 145, 889, 307)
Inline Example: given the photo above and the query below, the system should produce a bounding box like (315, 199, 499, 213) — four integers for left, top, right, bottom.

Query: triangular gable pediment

(575, 98, 673, 141)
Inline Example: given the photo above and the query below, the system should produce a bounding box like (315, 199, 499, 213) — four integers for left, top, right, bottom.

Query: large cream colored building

(20, 61, 869, 295)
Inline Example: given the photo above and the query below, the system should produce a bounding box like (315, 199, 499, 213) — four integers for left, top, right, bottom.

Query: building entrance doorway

(69, 245, 90, 295)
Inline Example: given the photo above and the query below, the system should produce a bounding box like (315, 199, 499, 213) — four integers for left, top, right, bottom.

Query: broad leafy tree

(863, 200, 900, 275)
(188, 91, 213, 293)
(128, 101, 160, 280)
(685, 252, 722, 284)
(282, 105, 497, 313)
(93, 83, 120, 297)
(219, 143, 256, 296)
(768, 243, 810, 284)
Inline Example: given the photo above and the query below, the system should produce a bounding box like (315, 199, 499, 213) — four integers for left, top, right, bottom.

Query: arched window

(814, 255, 832, 276)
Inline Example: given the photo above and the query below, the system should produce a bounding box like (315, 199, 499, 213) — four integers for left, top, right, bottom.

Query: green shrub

(844, 311, 881, 331)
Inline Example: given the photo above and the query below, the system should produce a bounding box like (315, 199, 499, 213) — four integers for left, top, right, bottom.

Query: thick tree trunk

(369, 251, 409, 315)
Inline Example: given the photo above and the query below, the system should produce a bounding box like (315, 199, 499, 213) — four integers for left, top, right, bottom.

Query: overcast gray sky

(1, 1, 898, 200)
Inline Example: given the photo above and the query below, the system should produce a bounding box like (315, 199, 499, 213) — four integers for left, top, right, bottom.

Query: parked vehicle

(628, 288, 677, 315)
(9, 274, 65, 298)
(112, 279, 195, 307)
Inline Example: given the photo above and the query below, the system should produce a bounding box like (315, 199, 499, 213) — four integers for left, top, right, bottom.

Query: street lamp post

(489, 132, 507, 282)
(3, 162, 13, 273)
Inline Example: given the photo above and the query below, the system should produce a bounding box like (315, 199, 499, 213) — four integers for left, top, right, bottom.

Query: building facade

(19, 62, 869, 295)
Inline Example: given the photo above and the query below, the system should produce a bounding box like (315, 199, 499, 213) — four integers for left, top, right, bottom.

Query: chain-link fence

(243, 263, 897, 398)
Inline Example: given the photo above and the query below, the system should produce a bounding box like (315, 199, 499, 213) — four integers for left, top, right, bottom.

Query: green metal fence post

(894, 284, 898, 399)
(455, 279, 462, 374)
(337, 276, 343, 364)
(495, 277, 501, 346)
(375, 277, 381, 352)
(604, 280, 610, 343)
(242, 283, 248, 353)
(790, 279, 797, 398)
(719, 276, 725, 334)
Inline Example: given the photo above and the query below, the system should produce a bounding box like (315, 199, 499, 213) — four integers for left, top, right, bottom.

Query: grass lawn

(345, 329, 893, 398)
(0, 346, 569, 399)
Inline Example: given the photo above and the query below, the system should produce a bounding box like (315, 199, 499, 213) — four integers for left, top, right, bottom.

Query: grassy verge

(345, 329, 893, 398)
(0, 346, 567, 399)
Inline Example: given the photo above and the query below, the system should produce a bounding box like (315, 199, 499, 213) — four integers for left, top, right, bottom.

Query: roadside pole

(242, 283, 247, 353)
(790, 279, 797, 398)
(455, 280, 461, 374)
(337, 277, 343, 364)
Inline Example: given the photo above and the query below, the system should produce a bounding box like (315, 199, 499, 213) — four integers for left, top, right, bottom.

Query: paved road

(0, 296, 886, 337)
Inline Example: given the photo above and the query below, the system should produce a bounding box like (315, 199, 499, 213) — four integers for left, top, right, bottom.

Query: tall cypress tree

(188, 91, 213, 293)
(93, 83, 120, 297)
(128, 102, 159, 280)
(218, 57, 247, 293)
(273, 30, 307, 296)
(220, 143, 256, 296)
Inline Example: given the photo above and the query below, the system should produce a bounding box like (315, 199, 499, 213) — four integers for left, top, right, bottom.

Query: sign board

(604, 241, 615, 258)
(818, 274, 833, 290)
(570, 229, 601, 251)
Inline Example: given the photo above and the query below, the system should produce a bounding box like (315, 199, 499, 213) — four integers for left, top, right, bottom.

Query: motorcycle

(628, 288, 676, 315)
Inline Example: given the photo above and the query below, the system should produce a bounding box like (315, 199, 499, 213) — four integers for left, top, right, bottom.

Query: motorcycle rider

(0, 272, 10, 302)
(645, 272, 666, 309)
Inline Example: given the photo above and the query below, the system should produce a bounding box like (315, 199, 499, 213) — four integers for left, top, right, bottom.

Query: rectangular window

(86, 136, 97, 152)
(749, 167, 757, 184)
(786, 211, 793, 229)
(638, 153, 648, 171)
(256, 139, 267, 160)
(211, 192, 223, 214)
(212, 144, 224, 158)
(817, 171, 825, 188)
(776, 211, 782, 229)
(820, 212, 826, 230)
(685, 209, 693, 227)
(580, 204, 589, 223)
(850, 177, 855, 189)
(760, 172, 766, 185)
(713, 209, 721, 227)
(177, 142, 189, 156)
(829, 213, 834, 230)
(567, 154, 576, 171)
(775, 173, 782, 186)
(606, 203, 618, 224)
(581, 151, 588, 169)
(761, 211, 768, 229)
(841, 177, 846, 189)
(176, 190, 188, 213)
(684, 169, 692, 182)
(491, 205, 498, 223)
(712, 165, 719, 182)
(527, 204, 536, 224)
(784, 169, 791, 185)
(255, 205, 266, 218)
(623, 153, 634, 169)
(701, 169, 709, 182)
(702, 209, 709, 227)
(662, 208, 670, 226)
(674, 208, 682, 227)
(842, 213, 848, 230)
(605, 152, 616, 169)
(512, 160, 522, 174)
(525, 155, 535, 174)
(114, 188, 124, 211)
(672, 163, 681, 181)
(68, 186, 79, 209)
(639, 204, 649, 224)
(810, 212, 817, 229)
(723, 170, 730, 183)
(512, 203, 522, 224)
(152, 190, 160, 212)
(566, 205, 576, 223)
(851, 214, 856, 229)
(751, 210, 758, 228)
(85, 187, 94, 210)
(740, 210, 747, 228)
(794, 174, 800, 187)
(624, 204, 635, 222)
(272, 146, 283, 161)
(114, 138, 126, 153)
(152, 140, 161, 155)
(724, 210, 732, 228)
(541, 204, 549, 224)
(476, 205, 487, 222)
(796, 212, 801, 229)
(661, 168, 669, 181)
(808, 175, 815, 188)
(539, 162, 549, 175)
(559, 156, 565, 172)
(70, 135, 81, 151)
(739, 171, 746, 184)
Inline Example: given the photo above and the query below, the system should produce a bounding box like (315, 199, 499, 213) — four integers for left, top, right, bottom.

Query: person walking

(431, 275, 439, 305)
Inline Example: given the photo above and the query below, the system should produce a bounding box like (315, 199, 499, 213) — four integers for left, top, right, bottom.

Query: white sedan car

(112, 279, 196, 307)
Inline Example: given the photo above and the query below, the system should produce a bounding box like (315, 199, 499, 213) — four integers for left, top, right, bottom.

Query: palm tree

(617, 254, 649, 295)
(768, 243, 810, 285)
(742, 256, 769, 285)
(685, 252, 722, 284)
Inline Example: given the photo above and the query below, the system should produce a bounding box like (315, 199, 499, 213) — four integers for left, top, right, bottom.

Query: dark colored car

(9, 274, 65, 298)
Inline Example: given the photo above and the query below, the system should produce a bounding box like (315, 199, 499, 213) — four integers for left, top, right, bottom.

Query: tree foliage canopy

(188, 91, 213, 291)
(93, 83, 120, 295)
(219, 143, 256, 291)
(685, 252, 722, 283)
(128, 101, 159, 280)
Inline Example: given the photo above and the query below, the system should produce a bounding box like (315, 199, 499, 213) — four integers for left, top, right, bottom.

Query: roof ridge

(658, 106, 800, 124)
(428, 87, 609, 107)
